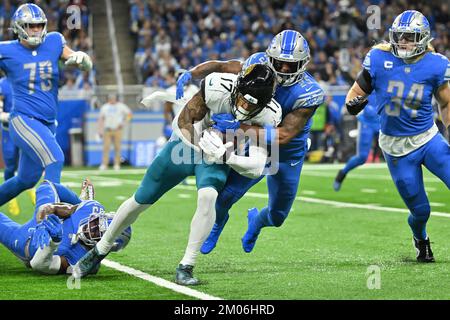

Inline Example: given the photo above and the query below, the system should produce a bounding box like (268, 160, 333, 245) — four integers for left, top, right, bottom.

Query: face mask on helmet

(230, 64, 276, 121)
(12, 4, 48, 47)
(389, 10, 431, 59)
(266, 30, 310, 86)
(72, 212, 132, 252)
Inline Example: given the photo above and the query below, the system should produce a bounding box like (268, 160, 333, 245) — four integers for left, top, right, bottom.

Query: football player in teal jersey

(176, 30, 325, 255)
(346, 10, 450, 262)
(0, 3, 93, 207)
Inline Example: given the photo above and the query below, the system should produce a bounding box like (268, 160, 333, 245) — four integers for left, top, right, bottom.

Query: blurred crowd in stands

(0, 0, 96, 92)
(130, 0, 449, 90)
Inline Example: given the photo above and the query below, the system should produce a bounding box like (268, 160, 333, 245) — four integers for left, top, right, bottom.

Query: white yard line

(101, 259, 222, 300)
(62, 169, 449, 299)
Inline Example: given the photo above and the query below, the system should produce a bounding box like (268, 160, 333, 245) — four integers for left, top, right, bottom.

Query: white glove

(65, 51, 93, 71)
(0, 112, 10, 123)
(199, 130, 233, 161)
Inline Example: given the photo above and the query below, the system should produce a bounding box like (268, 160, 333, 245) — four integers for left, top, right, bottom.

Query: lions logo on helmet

(389, 10, 432, 59)
(12, 3, 48, 46)
(266, 30, 310, 86)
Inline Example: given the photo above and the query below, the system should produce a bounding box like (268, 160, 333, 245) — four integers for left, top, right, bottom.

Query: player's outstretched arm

(61, 46, 93, 72)
(435, 82, 450, 133)
(177, 60, 242, 99)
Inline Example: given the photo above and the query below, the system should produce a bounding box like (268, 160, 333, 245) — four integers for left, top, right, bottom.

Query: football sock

(96, 195, 150, 255)
(254, 207, 274, 229)
(408, 214, 427, 240)
(180, 187, 217, 266)
(44, 161, 63, 183)
(52, 183, 81, 204)
(343, 154, 366, 174)
(215, 203, 229, 226)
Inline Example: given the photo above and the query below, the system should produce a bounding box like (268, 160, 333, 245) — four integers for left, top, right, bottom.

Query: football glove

(42, 214, 63, 243)
(65, 51, 93, 71)
(31, 224, 51, 250)
(211, 113, 240, 133)
(346, 96, 368, 115)
(176, 71, 192, 100)
(199, 130, 233, 161)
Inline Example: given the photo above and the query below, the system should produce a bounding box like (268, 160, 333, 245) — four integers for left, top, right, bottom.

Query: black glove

(346, 96, 368, 116)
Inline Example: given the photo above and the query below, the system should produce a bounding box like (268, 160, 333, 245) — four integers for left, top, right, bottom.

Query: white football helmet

(12, 3, 48, 46)
(389, 10, 432, 59)
(266, 30, 310, 86)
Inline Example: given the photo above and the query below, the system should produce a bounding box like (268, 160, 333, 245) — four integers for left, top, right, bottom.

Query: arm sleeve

(355, 68, 374, 94)
(226, 145, 268, 179)
(29, 240, 62, 274)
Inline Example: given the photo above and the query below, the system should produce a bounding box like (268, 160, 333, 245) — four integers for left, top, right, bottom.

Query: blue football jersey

(0, 32, 66, 123)
(363, 45, 450, 136)
(274, 72, 325, 160)
(55, 200, 105, 266)
(0, 77, 13, 112)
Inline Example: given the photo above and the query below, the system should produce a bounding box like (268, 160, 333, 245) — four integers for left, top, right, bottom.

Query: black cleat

(175, 264, 200, 286)
(333, 169, 347, 191)
(413, 237, 435, 263)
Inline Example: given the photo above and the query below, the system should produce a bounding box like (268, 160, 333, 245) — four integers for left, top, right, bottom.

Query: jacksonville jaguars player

(0, 179, 131, 274)
(0, 3, 93, 207)
(177, 30, 324, 254)
(73, 64, 282, 285)
(333, 94, 380, 191)
(345, 10, 450, 262)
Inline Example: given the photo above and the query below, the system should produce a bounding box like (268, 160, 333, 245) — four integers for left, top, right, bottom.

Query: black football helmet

(231, 63, 277, 121)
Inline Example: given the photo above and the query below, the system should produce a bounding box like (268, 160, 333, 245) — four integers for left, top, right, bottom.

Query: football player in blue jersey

(0, 178, 131, 274)
(333, 94, 380, 191)
(0, 75, 20, 215)
(345, 10, 450, 262)
(0, 3, 93, 207)
(177, 30, 325, 254)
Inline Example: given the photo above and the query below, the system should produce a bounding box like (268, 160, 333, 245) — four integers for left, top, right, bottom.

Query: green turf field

(1, 163, 449, 300)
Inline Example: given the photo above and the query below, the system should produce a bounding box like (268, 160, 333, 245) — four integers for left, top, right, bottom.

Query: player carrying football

(0, 3, 93, 206)
(176, 30, 325, 255)
(73, 64, 282, 285)
(345, 10, 450, 262)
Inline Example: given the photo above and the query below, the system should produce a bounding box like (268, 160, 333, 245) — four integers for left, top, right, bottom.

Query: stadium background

(0, 0, 448, 168)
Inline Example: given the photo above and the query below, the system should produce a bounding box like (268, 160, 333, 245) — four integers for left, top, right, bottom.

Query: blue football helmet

(389, 10, 432, 59)
(266, 30, 310, 86)
(12, 3, 48, 46)
(243, 52, 268, 69)
(73, 212, 132, 252)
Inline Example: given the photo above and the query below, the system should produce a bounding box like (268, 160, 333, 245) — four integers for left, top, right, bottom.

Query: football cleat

(175, 264, 200, 286)
(413, 237, 435, 263)
(80, 178, 95, 201)
(333, 169, 347, 192)
(241, 208, 261, 253)
(72, 246, 108, 278)
(200, 213, 229, 254)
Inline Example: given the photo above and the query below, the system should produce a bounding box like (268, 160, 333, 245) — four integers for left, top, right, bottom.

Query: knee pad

(17, 173, 41, 190)
(409, 203, 431, 222)
(197, 187, 218, 216)
(395, 177, 420, 199)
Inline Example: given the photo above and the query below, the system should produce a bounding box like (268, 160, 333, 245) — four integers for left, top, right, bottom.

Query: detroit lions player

(333, 94, 380, 191)
(0, 179, 131, 274)
(73, 64, 282, 285)
(0, 75, 20, 215)
(177, 30, 324, 254)
(345, 10, 450, 262)
(0, 3, 93, 206)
